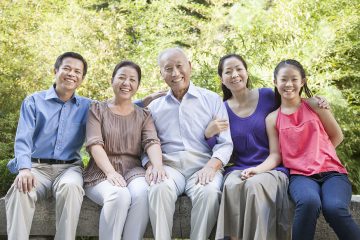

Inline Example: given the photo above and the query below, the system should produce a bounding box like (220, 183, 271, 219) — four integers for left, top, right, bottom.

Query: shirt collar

(45, 84, 79, 105)
(165, 81, 200, 100)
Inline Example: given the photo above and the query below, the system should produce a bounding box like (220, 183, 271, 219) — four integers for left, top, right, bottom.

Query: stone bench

(1, 195, 359, 239)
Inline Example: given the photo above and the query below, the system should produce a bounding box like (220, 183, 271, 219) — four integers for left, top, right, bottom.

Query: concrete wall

(1, 195, 359, 239)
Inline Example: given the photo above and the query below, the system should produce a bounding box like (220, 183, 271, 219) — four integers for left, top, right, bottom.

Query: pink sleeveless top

(276, 100, 347, 176)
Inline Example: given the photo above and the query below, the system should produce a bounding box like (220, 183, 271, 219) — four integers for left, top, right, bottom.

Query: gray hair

(157, 47, 189, 66)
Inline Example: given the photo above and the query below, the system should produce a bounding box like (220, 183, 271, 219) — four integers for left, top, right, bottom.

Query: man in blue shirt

(5, 52, 91, 240)
(144, 48, 233, 240)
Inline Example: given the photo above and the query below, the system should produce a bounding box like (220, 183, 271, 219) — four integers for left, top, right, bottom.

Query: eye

(75, 70, 82, 75)
(130, 78, 136, 82)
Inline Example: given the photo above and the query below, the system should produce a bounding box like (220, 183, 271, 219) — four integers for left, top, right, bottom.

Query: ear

(301, 78, 306, 86)
(54, 68, 58, 75)
(188, 61, 192, 71)
(273, 79, 277, 85)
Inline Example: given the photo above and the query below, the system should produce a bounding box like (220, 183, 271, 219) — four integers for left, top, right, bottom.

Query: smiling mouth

(65, 78, 76, 83)
(231, 79, 242, 84)
(172, 78, 183, 83)
(120, 88, 131, 93)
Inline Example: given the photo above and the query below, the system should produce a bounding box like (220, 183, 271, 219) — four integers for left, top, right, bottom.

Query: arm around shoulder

(306, 98, 344, 147)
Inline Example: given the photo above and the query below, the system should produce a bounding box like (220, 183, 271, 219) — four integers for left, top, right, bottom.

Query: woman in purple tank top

(206, 54, 292, 240)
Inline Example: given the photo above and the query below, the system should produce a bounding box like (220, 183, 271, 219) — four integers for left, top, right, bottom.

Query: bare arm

(89, 144, 126, 187)
(306, 97, 343, 147)
(146, 144, 167, 184)
(241, 110, 281, 178)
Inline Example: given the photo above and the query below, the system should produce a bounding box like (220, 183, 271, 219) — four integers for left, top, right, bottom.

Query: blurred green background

(1, 0, 359, 196)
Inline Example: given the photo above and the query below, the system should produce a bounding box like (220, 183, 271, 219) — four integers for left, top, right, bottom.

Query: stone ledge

(0, 195, 359, 239)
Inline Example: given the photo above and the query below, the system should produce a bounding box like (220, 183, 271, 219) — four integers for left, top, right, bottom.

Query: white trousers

(149, 164, 223, 240)
(85, 177, 149, 240)
(5, 161, 84, 240)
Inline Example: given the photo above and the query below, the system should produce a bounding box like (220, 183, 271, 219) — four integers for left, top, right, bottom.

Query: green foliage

(0, 0, 359, 195)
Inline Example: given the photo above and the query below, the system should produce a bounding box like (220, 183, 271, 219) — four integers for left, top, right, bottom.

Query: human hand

(241, 167, 259, 180)
(14, 169, 36, 193)
(149, 165, 168, 185)
(196, 166, 216, 185)
(142, 90, 167, 107)
(204, 118, 229, 139)
(315, 96, 330, 110)
(106, 171, 126, 187)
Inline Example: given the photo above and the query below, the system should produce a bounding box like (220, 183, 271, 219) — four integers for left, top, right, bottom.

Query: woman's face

(221, 57, 248, 92)
(112, 66, 139, 100)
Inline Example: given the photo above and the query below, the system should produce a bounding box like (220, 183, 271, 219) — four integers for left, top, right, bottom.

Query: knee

(322, 200, 348, 222)
(149, 180, 175, 200)
(106, 188, 131, 208)
(294, 195, 321, 214)
(57, 182, 84, 199)
(244, 179, 263, 196)
(197, 185, 220, 204)
(5, 185, 37, 205)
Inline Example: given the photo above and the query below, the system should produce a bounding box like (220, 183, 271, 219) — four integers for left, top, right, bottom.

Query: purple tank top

(224, 88, 288, 175)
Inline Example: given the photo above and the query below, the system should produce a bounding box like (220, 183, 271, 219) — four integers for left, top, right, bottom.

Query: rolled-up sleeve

(85, 102, 104, 150)
(211, 97, 233, 165)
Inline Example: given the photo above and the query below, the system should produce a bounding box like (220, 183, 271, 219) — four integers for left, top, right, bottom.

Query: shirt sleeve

(211, 96, 233, 165)
(85, 102, 104, 151)
(206, 136, 217, 149)
(133, 99, 144, 108)
(141, 109, 160, 152)
(9, 97, 36, 173)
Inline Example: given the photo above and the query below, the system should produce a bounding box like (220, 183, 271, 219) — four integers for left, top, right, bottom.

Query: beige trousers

(85, 177, 149, 240)
(149, 151, 223, 240)
(5, 161, 84, 240)
(215, 170, 292, 240)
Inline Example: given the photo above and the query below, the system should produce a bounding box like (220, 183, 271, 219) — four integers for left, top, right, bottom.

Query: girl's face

(112, 66, 139, 100)
(274, 65, 304, 100)
(221, 57, 248, 92)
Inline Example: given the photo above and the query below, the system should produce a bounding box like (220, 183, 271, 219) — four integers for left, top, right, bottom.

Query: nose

(67, 69, 76, 77)
(232, 70, 239, 78)
(172, 67, 179, 77)
(285, 80, 292, 86)
(121, 78, 131, 85)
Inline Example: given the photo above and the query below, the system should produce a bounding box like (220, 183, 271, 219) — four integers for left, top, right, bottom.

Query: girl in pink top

(266, 59, 360, 240)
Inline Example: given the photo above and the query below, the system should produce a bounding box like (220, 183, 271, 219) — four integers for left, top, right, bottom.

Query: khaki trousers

(5, 161, 84, 240)
(216, 170, 292, 240)
(149, 151, 223, 240)
(85, 177, 149, 240)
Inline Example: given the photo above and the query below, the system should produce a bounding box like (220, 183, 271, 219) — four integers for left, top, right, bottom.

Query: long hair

(218, 54, 251, 101)
(273, 59, 313, 108)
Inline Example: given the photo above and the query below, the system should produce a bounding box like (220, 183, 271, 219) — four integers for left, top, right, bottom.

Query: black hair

(273, 59, 313, 107)
(54, 52, 88, 77)
(111, 60, 142, 84)
(218, 54, 251, 101)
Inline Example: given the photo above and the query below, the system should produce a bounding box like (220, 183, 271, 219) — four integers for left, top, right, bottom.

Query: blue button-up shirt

(145, 82, 233, 166)
(7, 85, 92, 173)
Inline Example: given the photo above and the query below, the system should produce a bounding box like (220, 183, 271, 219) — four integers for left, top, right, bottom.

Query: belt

(31, 158, 78, 164)
(310, 171, 338, 180)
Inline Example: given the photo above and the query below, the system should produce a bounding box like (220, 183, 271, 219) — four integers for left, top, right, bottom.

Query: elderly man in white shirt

(143, 48, 233, 240)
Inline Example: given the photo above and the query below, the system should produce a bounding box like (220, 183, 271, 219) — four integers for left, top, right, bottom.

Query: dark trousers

(289, 173, 360, 240)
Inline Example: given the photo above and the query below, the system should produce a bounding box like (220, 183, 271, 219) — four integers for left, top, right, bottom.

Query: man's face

(159, 50, 191, 94)
(54, 57, 84, 94)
